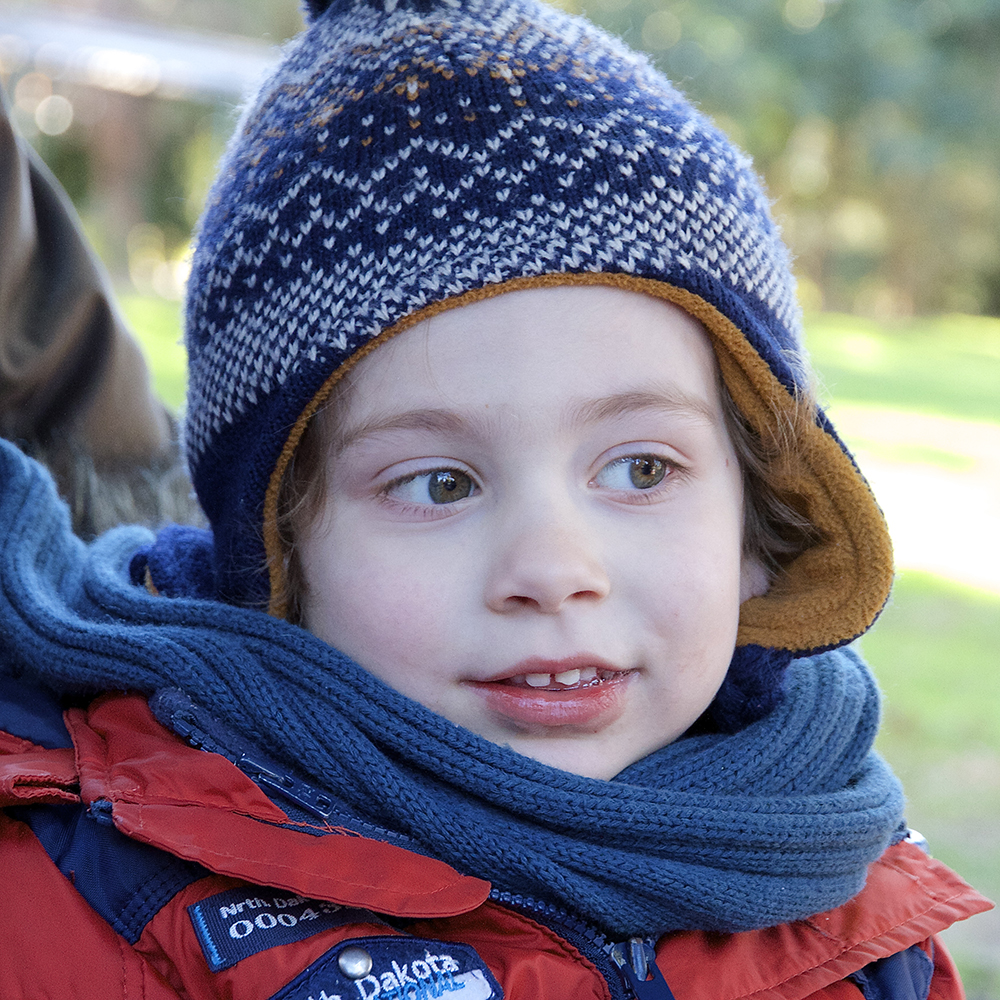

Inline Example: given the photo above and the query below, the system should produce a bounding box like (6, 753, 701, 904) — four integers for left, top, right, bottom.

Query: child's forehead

(334, 284, 724, 425)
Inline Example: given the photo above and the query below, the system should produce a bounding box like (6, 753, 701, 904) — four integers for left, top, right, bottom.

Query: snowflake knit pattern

(185, 0, 804, 608)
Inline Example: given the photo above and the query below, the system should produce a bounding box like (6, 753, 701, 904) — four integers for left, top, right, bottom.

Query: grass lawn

(807, 312, 1000, 997)
(123, 294, 999, 992)
(119, 294, 187, 411)
(860, 573, 1000, 999)
(805, 311, 1000, 424)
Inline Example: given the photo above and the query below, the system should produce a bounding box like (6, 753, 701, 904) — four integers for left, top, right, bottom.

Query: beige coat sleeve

(0, 88, 202, 535)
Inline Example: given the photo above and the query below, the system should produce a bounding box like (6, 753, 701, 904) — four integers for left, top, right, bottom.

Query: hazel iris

(628, 456, 667, 489)
(428, 470, 475, 503)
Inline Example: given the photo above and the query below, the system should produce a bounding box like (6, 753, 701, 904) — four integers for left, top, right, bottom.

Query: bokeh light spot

(641, 10, 682, 51)
(35, 94, 74, 135)
(783, 0, 825, 32)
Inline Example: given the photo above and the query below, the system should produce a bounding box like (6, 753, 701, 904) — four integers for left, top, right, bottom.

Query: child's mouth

(470, 658, 634, 729)
(503, 665, 616, 691)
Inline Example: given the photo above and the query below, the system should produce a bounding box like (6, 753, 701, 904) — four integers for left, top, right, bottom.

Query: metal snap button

(338, 945, 374, 979)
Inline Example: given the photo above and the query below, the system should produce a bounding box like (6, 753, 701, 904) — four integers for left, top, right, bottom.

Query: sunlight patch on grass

(864, 572, 1000, 757)
(841, 436, 976, 472)
(805, 312, 1000, 425)
(118, 293, 186, 412)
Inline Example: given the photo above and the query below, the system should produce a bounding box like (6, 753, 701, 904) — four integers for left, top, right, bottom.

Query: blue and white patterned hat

(185, 0, 892, 652)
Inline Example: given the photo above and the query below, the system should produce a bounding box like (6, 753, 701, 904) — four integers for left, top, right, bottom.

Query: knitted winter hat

(184, 0, 892, 655)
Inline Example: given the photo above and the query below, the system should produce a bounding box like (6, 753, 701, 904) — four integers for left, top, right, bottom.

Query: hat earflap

(707, 645, 794, 733)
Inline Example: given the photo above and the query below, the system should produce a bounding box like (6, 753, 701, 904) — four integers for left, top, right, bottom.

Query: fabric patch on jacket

(269, 936, 504, 1000)
(849, 944, 934, 1000)
(189, 887, 381, 972)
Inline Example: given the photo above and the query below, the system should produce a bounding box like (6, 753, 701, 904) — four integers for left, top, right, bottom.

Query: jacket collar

(3, 687, 991, 994)
(656, 840, 991, 999)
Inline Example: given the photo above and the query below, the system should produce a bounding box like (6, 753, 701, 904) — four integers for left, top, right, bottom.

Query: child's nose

(484, 518, 611, 615)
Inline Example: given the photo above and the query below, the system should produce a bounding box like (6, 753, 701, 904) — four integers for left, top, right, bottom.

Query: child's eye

(387, 468, 478, 505)
(594, 455, 669, 491)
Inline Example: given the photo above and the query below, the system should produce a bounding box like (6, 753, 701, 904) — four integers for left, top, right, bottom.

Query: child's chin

(503, 734, 659, 781)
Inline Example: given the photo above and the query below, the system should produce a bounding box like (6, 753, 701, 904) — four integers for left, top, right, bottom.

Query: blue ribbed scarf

(0, 440, 904, 937)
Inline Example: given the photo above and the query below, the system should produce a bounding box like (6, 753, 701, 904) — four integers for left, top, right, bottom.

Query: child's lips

(469, 656, 635, 728)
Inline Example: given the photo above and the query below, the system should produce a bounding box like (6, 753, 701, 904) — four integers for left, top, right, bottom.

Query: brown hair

(273, 379, 348, 623)
(718, 383, 822, 575)
(272, 371, 821, 624)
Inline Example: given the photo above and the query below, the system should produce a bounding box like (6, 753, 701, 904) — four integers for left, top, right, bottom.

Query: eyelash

(590, 453, 681, 504)
(378, 467, 480, 517)
(378, 451, 681, 514)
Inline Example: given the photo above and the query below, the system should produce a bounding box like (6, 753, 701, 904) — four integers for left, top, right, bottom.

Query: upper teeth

(524, 667, 598, 688)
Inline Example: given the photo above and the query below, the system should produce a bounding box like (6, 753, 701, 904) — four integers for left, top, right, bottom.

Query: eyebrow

(333, 385, 718, 453)
(567, 387, 719, 427)
(332, 408, 467, 454)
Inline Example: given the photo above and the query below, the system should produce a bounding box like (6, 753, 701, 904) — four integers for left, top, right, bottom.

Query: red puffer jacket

(0, 691, 991, 1000)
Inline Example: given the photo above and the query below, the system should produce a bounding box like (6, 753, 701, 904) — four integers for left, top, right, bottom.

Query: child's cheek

(301, 522, 460, 682)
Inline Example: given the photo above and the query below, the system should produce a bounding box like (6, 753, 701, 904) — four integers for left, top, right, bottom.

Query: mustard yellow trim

(263, 272, 894, 651)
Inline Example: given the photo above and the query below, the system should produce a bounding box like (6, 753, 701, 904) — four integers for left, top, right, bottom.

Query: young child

(0, 0, 990, 997)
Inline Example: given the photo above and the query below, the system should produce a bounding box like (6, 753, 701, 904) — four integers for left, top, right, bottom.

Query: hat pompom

(302, 0, 330, 19)
(302, 0, 424, 22)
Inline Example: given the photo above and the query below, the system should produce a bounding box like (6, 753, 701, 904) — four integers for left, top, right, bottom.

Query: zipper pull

(610, 938, 677, 1000)
(150, 688, 337, 820)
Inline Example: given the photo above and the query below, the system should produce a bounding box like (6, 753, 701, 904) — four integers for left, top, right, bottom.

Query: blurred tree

(564, 0, 1000, 316)
(6, 0, 999, 316)
(33, 0, 304, 41)
(1, 0, 304, 294)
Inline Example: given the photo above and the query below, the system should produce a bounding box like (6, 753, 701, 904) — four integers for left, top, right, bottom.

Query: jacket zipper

(154, 689, 678, 999)
(489, 890, 676, 1000)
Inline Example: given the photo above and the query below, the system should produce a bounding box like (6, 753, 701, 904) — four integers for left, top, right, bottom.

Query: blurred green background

(3, 0, 997, 993)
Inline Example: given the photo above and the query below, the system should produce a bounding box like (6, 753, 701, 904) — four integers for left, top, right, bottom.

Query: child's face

(299, 286, 749, 779)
